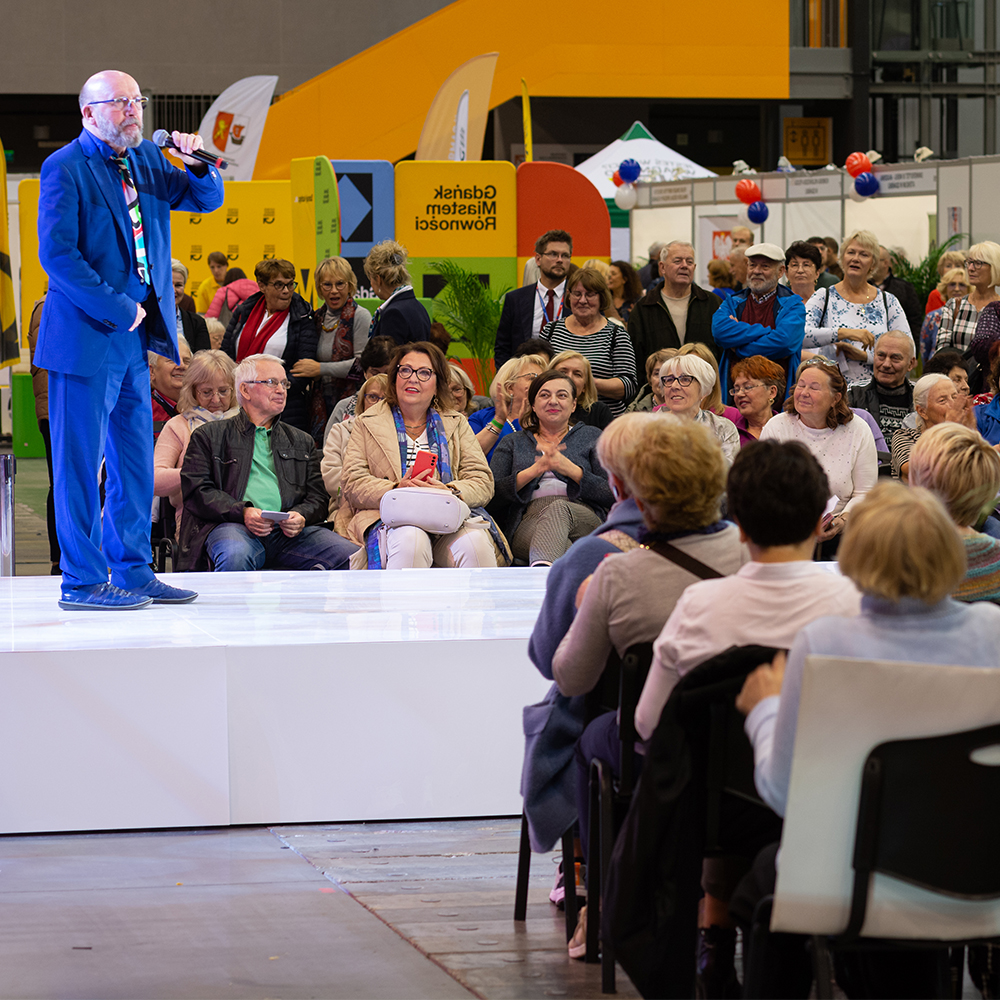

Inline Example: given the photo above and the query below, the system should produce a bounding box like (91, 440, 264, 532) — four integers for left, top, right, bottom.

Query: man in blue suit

(36, 70, 225, 610)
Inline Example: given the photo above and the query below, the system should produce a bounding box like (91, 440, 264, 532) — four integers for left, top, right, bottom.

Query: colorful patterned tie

(113, 154, 148, 285)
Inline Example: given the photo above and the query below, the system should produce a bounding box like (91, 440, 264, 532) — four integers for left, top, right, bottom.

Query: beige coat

(321, 418, 354, 518)
(336, 402, 496, 566)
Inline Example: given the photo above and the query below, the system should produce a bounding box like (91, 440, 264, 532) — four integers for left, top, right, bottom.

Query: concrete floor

(0, 820, 638, 1000)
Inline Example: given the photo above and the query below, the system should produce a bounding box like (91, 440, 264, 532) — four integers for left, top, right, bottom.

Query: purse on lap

(379, 487, 471, 535)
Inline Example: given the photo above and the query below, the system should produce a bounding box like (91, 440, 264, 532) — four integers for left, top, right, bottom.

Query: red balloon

(735, 178, 761, 205)
(845, 152, 872, 178)
(612, 170, 624, 187)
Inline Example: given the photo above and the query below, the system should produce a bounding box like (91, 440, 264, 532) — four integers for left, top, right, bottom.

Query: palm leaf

(889, 233, 966, 301)
(429, 260, 510, 392)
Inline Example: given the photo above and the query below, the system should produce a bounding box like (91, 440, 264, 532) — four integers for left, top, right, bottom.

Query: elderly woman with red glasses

(221, 258, 317, 432)
(761, 357, 877, 555)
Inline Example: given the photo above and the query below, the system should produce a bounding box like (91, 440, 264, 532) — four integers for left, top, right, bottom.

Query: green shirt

(245, 424, 283, 512)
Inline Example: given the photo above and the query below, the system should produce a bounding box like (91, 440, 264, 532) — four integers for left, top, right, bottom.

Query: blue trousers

(206, 523, 357, 572)
(48, 326, 156, 590)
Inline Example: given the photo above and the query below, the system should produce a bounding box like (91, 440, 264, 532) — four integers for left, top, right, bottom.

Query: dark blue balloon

(854, 172, 880, 197)
(747, 200, 769, 224)
(618, 159, 641, 184)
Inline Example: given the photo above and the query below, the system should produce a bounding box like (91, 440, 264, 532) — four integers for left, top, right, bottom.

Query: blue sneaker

(129, 579, 198, 605)
(59, 583, 153, 611)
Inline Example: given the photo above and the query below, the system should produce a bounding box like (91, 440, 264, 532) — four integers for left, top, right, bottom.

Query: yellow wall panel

(255, 0, 789, 177)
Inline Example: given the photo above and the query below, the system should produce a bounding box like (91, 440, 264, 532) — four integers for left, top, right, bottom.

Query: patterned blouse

(803, 286, 911, 382)
(936, 296, 981, 354)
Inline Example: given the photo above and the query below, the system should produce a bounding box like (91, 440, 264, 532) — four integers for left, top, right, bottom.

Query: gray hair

(659, 354, 717, 401)
(876, 329, 915, 360)
(171, 258, 189, 282)
(147, 334, 190, 369)
(660, 241, 694, 262)
(234, 353, 284, 404)
(913, 373, 954, 431)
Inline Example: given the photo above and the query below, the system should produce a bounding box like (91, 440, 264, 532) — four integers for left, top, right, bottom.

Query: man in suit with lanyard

(36, 69, 224, 610)
(494, 229, 573, 367)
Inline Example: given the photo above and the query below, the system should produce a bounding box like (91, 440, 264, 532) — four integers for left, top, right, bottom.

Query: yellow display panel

(17, 179, 45, 338)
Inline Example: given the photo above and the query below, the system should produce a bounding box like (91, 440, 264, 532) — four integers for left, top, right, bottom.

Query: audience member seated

(553, 417, 743, 958)
(177, 353, 356, 572)
(527, 416, 649, 680)
(712, 242, 805, 396)
(542, 267, 637, 418)
(445, 364, 478, 418)
(678, 340, 741, 422)
(627, 347, 675, 412)
(803, 229, 912, 383)
(628, 241, 722, 386)
(655, 353, 740, 467)
(364, 240, 431, 346)
(490, 370, 613, 567)
(221, 259, 318, 433)
(194, 250, 228, 313)
(171, 260, 210, 352)
(469, 353, 547, 459)
(890, 373, 970, 481)
(290, 255, 372, 444)
(733, 482, 1000, 997)
(633, 440, 861, 990)
(975, 351, 1000, 445)
(514, 336, 555, 363)
(969, 296, 1000, 399)
(936, 241, 1000, 354)
(909, 423, 1000, 602)
(320, 374, 388, 518)
(920, 267, 969, 362)
(206, 268, 258, 326)
(729, 355, 785, 445)
(846, 330, 916, 442)
(327, 335, 396, 428)
(337, 342, 503, 570)
(153, 349, 238, 540)
(548, 350, 614, 429)
(924, 347, 971, 397)
(607, 260, 643, 324)
(784, 240, 822, 302)
(760, 357, 877, 557)
(149, 336, 192, 440)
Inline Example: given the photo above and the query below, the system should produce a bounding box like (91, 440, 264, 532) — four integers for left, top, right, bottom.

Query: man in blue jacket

(711, 242, 805, 400)
(36, 69, 224, 610)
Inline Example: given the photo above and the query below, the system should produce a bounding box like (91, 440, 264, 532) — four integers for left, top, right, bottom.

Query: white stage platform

(0, 569, 552, 835)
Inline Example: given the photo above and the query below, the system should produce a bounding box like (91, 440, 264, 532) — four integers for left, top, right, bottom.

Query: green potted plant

(429, 260, 510, 394)
(889, 233, 966, 302)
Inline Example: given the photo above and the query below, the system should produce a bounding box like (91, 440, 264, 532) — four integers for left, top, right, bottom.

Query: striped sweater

(956, 533, 1000, 603)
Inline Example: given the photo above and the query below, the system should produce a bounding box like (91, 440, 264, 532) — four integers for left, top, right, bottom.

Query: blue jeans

(206, 523, 356, 572)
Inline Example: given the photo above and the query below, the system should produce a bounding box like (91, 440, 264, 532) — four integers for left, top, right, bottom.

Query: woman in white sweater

(760, 357, 876, 556)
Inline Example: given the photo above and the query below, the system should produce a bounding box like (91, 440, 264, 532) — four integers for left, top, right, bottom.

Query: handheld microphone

(152, 129, 228, 170)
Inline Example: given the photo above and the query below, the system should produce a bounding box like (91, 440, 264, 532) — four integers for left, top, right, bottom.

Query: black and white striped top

(541, 318, 637, 417)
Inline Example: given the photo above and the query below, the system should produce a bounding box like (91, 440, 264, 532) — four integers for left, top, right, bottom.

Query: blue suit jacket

(494, 284, 570, 367)
(36, 129, 224, 377)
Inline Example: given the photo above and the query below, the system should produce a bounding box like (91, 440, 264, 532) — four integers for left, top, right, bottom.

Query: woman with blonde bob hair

(363, 240, 431, 345)
(552, 417, 742, 956)
(803, 228, 912, 381)
(549, 350, 614, 429)
(470, 353, 547, 458)
(938, 240, 1000, 353)
(154, 350, 238, 539)
(908, 422, 1000, 602)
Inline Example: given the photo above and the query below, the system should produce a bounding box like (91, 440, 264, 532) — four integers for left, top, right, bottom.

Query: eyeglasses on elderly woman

(660, 373, 697, 388)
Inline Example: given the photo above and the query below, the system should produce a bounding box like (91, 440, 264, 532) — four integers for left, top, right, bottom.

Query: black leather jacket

(177, 409, 330, 571)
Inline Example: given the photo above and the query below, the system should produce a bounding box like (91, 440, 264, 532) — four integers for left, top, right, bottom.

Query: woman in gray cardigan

(489, 370, 613, 566)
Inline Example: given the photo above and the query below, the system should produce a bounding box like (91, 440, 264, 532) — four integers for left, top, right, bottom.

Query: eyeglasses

(363, 393, 385, 404)
(268, 281, 297, 291)
(660, 374, 697, 387)
(89, 96, 148, 111)
(966, 259, 988, 269)
(730, 382, 766, 397)
(319, 281, 348, 291)
(799, 357, 839, 372)
(196, 386, 232, 400)
(569, 290, 599, 300)
(245, 378, 291, 389)
(397, 365, 435, 382)
(512, 372, 539, 382)
(540, 251, 572, 261)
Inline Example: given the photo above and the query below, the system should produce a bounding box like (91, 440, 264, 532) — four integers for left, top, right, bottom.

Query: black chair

(745, 722, 1000, 999)
(585, 642, 654, 991)
(150, 496, 176, 572)
(513, 819, 580, 943)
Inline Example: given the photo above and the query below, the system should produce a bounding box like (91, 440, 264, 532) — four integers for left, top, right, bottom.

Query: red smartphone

(411, 450, 438, 478)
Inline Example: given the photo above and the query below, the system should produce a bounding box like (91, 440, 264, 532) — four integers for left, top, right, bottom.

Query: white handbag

(379, 487, 470, 535)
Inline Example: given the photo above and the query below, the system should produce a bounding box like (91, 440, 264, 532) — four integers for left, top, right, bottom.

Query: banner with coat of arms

(197, 76, 278, 182)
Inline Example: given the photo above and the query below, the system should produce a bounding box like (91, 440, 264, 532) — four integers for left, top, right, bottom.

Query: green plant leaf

(889, 233, 967, 301)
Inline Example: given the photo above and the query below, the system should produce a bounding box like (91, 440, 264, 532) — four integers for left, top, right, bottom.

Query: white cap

(745, 242, 785, 262)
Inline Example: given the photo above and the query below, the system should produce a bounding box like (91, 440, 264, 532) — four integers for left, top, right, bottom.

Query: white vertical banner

(197, 76, 278, 183)
(451, 90, 469, 161)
